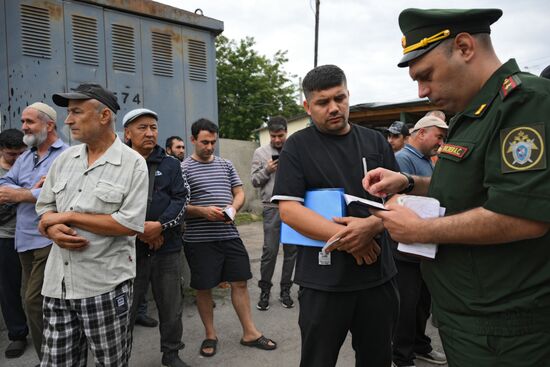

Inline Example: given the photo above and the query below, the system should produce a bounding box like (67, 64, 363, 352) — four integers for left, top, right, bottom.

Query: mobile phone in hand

(271, 154, 280, 161)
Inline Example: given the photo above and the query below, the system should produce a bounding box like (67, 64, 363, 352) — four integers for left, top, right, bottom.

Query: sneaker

(415, 350, 447, 365)
(162, 352, 191, 367)
(279, 289, 294, 308)
(135, 314, 158, 328)
(392, 362, 415, 367)
(257, 289, 270, 310)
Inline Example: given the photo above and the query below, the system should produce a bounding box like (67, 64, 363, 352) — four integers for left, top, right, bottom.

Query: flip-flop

(240, 335, 277, 350)
(199, 338, 218, 357)
(5, 339, 27, 358)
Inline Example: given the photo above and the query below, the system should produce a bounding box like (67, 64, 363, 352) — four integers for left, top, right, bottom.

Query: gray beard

(23, 128, 47, 148)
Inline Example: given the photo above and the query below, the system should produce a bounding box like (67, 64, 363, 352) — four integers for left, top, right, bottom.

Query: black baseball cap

(387, 121, 410, 136)
(52, 83, 120, 112)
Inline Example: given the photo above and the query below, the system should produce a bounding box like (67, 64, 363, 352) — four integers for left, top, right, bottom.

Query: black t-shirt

(273, 124, 398, 292)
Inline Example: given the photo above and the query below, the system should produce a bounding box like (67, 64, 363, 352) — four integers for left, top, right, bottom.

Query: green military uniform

(398, 8, 550, 367)
(427, 59, 550, 366)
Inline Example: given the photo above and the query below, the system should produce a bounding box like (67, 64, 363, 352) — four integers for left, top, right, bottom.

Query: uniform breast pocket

(51, 179, 68, 204)
(92, 180, 125, 214)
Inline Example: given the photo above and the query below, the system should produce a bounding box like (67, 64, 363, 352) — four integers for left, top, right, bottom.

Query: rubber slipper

(5, 339, 27, 358)
(240, 335, 277, 350)
(200, 338, 218, 357)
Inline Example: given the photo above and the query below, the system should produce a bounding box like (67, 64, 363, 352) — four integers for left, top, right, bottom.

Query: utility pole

(314, 0, 320, 67)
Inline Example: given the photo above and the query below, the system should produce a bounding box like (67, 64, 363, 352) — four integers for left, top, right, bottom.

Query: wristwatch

(398, 172, 415, 194)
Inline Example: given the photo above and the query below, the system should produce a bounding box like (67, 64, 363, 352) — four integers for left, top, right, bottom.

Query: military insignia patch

(499, 75, 522, 100)
(501, 124, 546, 173)
(440, 144, 469, 158)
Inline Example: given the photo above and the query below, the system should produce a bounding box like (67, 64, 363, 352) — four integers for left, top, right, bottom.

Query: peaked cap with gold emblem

(398, 8, 502, 67)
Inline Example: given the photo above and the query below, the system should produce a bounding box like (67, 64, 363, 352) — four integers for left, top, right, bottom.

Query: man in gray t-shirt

(0, 129, 28, 359)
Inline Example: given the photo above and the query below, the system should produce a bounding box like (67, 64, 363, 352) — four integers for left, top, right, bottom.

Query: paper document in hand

(343, 194, 388, 211)
(396, 195, 445, 260)
(223, 206, 236, 221)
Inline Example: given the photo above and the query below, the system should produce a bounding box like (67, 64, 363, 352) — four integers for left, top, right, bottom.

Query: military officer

(362, 8, 550, 367)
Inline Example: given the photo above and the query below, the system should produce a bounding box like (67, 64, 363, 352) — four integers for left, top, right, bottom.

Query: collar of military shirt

(449, 59, 521, 133)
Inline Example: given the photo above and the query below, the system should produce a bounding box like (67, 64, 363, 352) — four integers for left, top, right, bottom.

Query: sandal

(240, 335, 277, 350)
(199, 338, 218, 357)
(5, 339, 27, 358)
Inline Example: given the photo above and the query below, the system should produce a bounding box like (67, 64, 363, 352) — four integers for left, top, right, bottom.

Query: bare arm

(185, 205, 225, 221)
(279, 200, 383, 265)
(231, 185, 245, 212)
(40, 211, 137, 237)
(373, 204, 549, 245)
(279, 200, 342, 241)
(0, 187, 38, 203)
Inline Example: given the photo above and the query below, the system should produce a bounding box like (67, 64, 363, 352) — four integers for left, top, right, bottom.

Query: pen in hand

(362, 157, 385, 205)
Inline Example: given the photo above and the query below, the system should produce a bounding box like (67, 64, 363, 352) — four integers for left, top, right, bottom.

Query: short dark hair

(191, 118, 218, 139)
(302, 64, 347, 100)
(0, 129, 25, 149)
(267, 116, 287, 132)
(165, 136, 184, 149)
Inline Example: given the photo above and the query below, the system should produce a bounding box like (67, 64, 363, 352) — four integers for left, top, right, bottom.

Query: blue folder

(281, 188, 346, 247)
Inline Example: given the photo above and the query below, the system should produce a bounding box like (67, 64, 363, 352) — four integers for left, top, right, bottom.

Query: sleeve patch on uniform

(440, 144, 469, 158)
(499, 75, 522, 100)
(500, 124, 546, 173)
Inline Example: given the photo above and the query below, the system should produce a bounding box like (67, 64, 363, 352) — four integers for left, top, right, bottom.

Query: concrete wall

(219, 138, 262, 214)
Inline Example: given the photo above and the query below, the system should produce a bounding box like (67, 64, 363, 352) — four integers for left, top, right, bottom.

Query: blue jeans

(0, 237, 28, 341)
(130, 250, 185, 353)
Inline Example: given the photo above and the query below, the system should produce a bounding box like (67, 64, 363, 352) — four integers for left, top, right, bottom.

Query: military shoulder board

(499, 75, 522, 100)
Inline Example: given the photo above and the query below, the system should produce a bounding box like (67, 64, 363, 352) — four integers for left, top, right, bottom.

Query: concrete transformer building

(0, 0, 223, 147)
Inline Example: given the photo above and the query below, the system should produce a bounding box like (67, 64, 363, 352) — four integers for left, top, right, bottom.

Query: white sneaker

(415, 350, 447, 365)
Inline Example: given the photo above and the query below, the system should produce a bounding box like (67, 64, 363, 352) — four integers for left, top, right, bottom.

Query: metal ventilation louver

(152, 31, 173, 77)
(188, 39, 207, 82)
(72, 15, 99, 67)
(111, 24, 136, 73)
(20, 4, 52, 59)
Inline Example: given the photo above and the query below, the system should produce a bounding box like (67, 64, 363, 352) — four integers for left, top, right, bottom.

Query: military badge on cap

(501, 124, 546, 173)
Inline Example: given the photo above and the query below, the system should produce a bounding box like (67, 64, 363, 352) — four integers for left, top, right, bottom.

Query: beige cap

(28, 102, 57, 122)
(411, 115, 447, 133)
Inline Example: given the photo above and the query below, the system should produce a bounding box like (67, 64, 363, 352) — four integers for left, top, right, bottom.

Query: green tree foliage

(216, 35, 303, 140)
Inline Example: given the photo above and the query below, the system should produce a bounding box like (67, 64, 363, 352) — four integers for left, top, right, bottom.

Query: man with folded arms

(0, 102, 68, 361)
(36, 84, 148, 366)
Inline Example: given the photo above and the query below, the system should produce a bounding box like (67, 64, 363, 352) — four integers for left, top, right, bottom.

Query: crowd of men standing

(1, 5, 550, 367)
(0, 83, 279, 366)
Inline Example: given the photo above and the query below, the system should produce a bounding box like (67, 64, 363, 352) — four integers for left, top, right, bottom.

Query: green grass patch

(234, 212, 262, 226)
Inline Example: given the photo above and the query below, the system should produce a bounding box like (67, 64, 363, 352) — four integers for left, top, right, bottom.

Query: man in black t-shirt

(272, 64, 399, 367)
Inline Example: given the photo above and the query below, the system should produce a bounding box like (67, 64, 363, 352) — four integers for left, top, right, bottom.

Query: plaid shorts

(41, 281, 133, 367)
